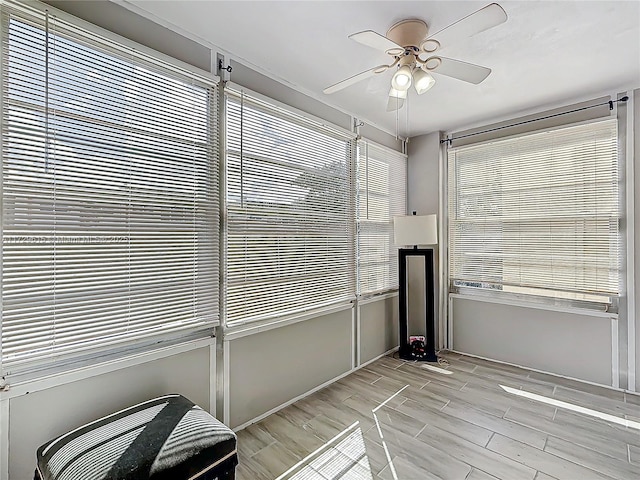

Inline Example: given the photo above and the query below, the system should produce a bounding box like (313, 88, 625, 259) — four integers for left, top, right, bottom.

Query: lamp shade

(388, 86, 407, 99)
(393, 214, 438, 246)
(413, 68, 435, 95)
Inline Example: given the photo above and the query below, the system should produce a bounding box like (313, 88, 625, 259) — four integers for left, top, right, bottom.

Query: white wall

(7, 347, 211, 480)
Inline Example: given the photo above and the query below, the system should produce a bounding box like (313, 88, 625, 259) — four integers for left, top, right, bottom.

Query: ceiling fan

(323, 3, 508, 111)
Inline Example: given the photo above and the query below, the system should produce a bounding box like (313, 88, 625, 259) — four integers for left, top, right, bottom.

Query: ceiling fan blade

(349, 30, 404, 54)
(424, 3, 507, 50)
(323, 65, 387, 94)
(429, 56, 491, 84)
(386, 95, 405, 112)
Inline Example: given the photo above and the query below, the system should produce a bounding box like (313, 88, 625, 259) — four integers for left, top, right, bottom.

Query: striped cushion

(36, 395, 237, 480)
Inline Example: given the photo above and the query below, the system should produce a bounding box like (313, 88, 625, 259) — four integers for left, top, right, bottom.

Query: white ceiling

(119, 1, 640, 137)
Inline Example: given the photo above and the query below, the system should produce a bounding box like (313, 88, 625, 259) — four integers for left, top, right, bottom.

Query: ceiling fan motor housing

(386, 19, 428, 53)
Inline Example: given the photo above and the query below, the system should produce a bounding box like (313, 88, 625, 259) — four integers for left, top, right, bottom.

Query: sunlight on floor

(276, 421, 373, 480)
(372, 385, 409, 413)
(371, 385, 411, 480)
(421, 364, 454, 375)
(500, 384, 640, 430)
(372, 412, 397, 480)
(276, 385, 413, 479)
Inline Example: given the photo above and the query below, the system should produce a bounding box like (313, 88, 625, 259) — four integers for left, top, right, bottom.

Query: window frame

(446, 116, 622, 312)
(356, 139, 408, 297)
(0, 0, 222, 381)
(223, 85, 357, 331)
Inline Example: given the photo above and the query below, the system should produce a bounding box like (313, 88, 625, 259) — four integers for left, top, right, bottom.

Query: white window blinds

(225, 89, 355, 326)
(448, 118, 620, 304)
(357, 140, 407, 295)
(1, 5, 219, 376)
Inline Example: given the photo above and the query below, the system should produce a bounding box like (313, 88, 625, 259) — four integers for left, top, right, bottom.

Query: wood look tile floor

(235, 352, 640, 480)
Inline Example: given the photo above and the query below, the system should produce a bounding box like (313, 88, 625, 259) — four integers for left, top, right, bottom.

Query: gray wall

(8, 347, 211, 480)
(227, 309, 353, 428)
(229, 60, 351, 132)
(407, 132, 440, 215)
(451, 297, 613, 385)
(406, 132, 441, 347)
(360, 124, 404, 153)
(359, 296, 399, 365)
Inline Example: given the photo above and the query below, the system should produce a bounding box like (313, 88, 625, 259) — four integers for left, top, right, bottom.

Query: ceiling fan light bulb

(396, 74, 410, 87)
(413, 68, 435, 95)
(391, 65, 412, 91)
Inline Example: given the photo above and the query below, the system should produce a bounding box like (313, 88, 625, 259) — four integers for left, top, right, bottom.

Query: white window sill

(0, 337, 216, 400)
(449, 292, 617, 319)
(357, 290, 399, 305)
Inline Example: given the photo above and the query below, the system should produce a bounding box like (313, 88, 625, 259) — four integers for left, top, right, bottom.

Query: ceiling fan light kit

(413, 68, 436, 95)
(324, 3, 508, 110)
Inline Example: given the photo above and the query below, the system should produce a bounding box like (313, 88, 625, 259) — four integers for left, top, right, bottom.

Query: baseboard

(233, 346, 399, 432)
(358, 346, 399, 369)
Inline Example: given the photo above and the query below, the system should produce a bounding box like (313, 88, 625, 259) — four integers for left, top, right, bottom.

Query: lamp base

(400, 337, 438, 362)
(398, 248, 438, 366)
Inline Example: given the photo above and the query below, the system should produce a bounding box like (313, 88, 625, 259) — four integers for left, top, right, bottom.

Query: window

(356, 140, 407, 295)
(448, 118, 620, 307)
(225, 89, 355, 326)
(1, 5, 219, 377)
